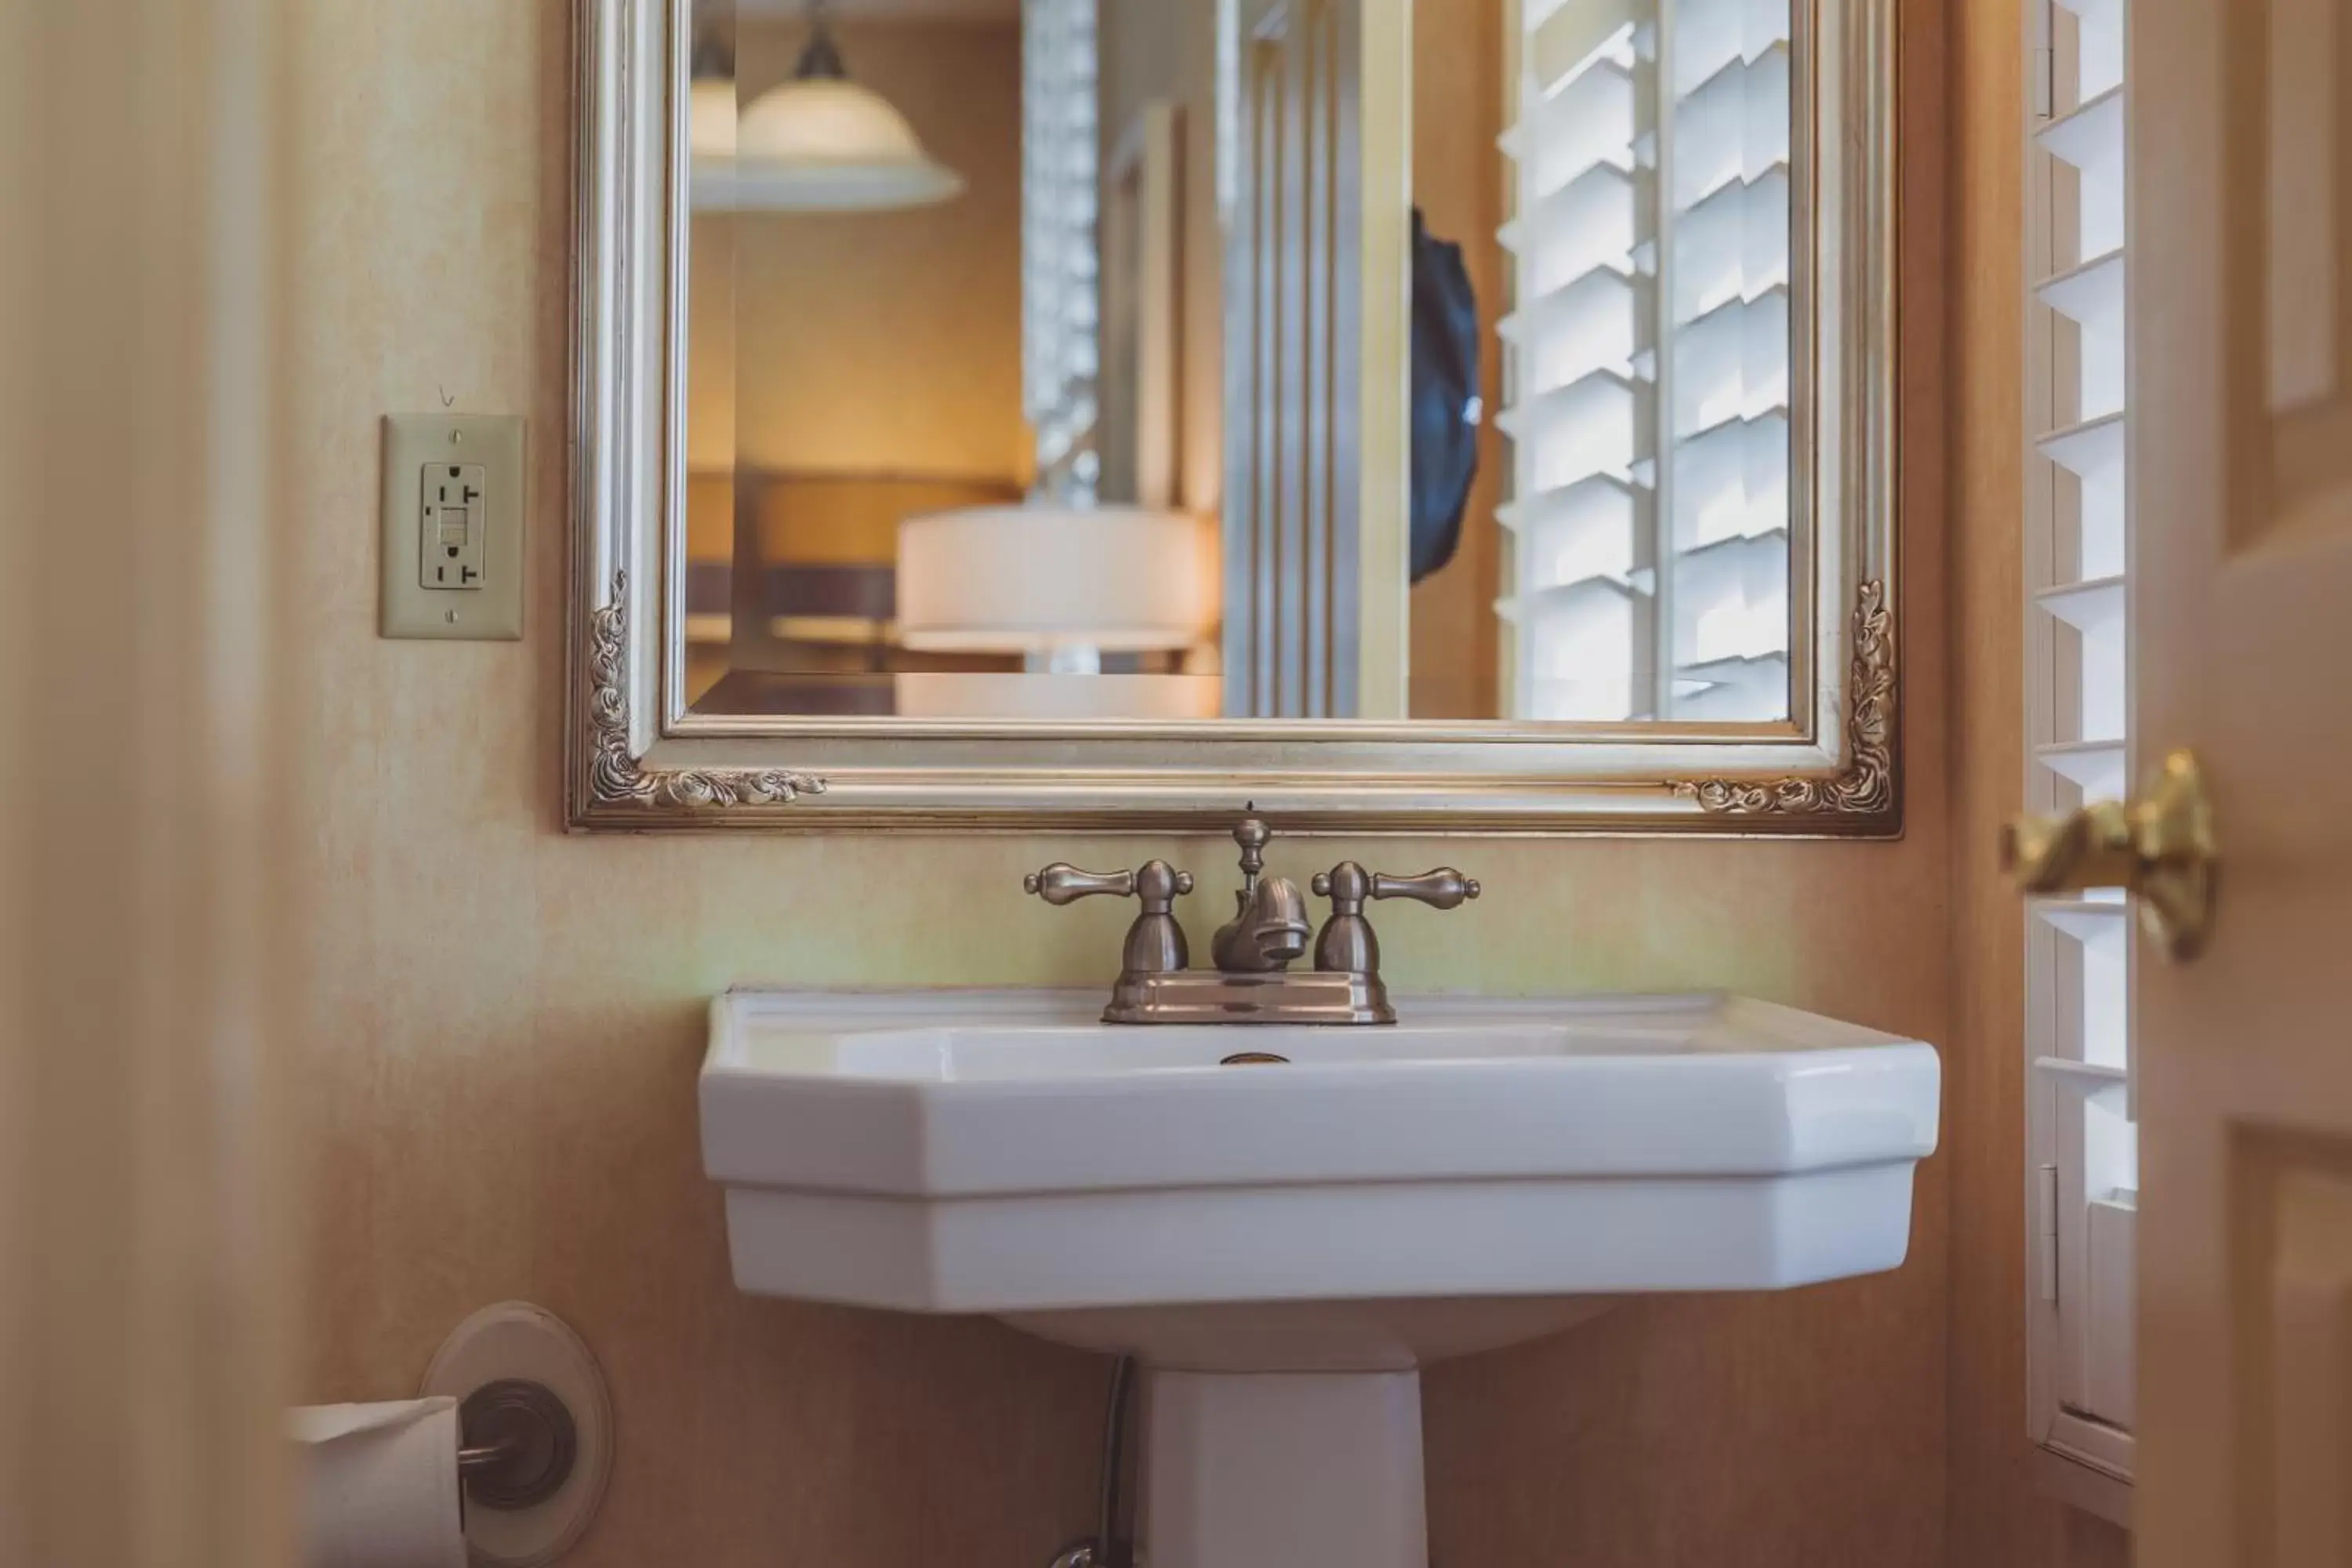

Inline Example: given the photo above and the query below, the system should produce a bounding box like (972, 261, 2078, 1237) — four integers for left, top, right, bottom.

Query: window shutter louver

(1499, 0, 1792, 721)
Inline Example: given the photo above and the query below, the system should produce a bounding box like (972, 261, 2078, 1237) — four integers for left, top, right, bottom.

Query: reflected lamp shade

(897, 506, 1218, 657)
(724, 80, 964, 210)
(688, 78, 739, 158)
(688, 14, 964, 214)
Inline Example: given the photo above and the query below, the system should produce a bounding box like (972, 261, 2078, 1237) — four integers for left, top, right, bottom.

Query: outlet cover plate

(380, 413, 526, 641)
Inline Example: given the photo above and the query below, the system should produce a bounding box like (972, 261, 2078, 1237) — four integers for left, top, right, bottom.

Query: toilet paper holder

(297, 1303, 611, 1568)
(454, 1377, 578, 1512)
(423, 1300, 613, 1566)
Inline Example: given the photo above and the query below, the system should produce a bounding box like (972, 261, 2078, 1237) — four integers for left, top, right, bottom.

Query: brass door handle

(2000, 749, 2217, 961)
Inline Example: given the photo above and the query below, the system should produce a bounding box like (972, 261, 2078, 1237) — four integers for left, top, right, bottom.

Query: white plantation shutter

(1022, 0, 1100, 500)
(2023, 0, 2135, 1513)
(1497, 0, 1792, 722)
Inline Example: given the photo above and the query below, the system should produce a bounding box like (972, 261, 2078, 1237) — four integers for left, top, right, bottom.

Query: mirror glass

(679, 0, 1797, 725)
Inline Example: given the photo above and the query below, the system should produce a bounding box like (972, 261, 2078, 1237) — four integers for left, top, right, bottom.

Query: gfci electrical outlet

(380, 413, 525, 640)
(423, 462, 488, 590)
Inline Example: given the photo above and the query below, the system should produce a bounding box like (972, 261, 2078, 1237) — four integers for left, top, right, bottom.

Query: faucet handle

(1025, 864, 1130, 904)
(1024, 860, 1196, 908)
(1025, 858, 1196, 975)
(1308, 861, 1479, 977)
(1308, 862, 1482, 913)
(1369, 868, 1481, 909)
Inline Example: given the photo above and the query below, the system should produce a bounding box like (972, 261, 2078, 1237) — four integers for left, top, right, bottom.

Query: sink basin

(700, 988, 1938, 1568)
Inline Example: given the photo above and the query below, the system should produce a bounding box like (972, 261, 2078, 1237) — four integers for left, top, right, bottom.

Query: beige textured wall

(1942, 0, 2131, 1562)
(291, 4, 1951, 1566)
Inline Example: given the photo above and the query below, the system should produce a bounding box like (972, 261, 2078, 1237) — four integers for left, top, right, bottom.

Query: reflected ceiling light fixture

(691, 0, 966, 215)
(687, 20, 739, 160)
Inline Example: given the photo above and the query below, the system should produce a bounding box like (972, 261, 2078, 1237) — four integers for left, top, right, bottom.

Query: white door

(2129, 0, 2352, 1558)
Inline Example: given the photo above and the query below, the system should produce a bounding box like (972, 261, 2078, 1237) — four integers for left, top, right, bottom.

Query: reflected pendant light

(688, 24, 739, 160)
(691, 0, 965, 214)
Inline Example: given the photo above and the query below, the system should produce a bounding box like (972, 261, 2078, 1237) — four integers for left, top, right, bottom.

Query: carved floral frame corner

(580, 571, 828, 811)
(1672, 579, 1898, 821)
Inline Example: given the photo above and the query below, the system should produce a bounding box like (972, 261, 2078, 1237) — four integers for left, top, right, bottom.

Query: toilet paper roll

(289, 1399, 468, 1568)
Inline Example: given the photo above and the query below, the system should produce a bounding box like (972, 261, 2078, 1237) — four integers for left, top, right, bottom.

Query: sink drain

(1218, 1051, 1290, 1066)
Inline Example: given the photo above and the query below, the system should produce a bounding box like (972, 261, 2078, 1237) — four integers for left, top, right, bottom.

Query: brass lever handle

(1308, 862, 1481, 976)
(1308, 863, 1483, 910)
(1369, 868, 1482, 909)
(2000, 748, 2217, 961)
(1024, 859, 1196, 975)
(1025, 864, 1138, 905)
(1025, 861, 1198, 906)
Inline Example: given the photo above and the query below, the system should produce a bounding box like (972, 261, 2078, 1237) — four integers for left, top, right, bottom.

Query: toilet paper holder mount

(455, 1377, 578, 1511)
(422, 1300, 613, 1565)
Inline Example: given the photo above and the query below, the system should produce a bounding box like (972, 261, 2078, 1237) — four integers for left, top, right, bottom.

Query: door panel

(2135, 0, 2352, 1561)
(2234, 1134, 2352, 1566)
(2252, 0, 2352, 525)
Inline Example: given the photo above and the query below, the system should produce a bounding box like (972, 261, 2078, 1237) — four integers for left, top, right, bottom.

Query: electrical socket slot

(423, 462, 489, 590)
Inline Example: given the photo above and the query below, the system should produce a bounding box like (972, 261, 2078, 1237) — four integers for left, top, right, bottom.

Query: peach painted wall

(289, 4, 1952, 1566)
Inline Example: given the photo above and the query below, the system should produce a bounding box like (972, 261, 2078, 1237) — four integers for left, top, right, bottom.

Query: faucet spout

(1209, 814, 1313, 973)
(1215, 874, 1312, 971)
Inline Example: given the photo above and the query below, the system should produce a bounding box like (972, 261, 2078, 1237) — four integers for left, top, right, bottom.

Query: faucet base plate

(1104, 969, 1393, 1025)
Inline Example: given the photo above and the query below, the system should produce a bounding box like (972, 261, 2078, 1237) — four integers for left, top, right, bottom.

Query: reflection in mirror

(1492, 0, 1794, 724)
(678, 0, 1796, 725)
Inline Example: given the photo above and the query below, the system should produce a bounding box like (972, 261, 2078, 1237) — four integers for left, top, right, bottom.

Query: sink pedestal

(1141, 1370, 1425, 1568)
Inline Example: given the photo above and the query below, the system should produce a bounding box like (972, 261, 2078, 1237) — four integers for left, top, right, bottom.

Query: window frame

(2021, 0, 2136, 1527)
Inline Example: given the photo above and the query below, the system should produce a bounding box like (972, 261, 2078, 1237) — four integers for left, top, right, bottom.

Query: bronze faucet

(1210, 816, 1313, 972)
(1023, 813, 1479, 1025)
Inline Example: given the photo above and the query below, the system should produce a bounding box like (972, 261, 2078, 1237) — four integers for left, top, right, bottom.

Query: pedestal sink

(699, 989, 1938, 1568)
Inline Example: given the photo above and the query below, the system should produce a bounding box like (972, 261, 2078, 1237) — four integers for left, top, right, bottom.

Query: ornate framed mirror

(568, 0, 1899, 833)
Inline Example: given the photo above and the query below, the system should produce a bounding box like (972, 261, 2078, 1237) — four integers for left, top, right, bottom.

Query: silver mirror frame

(566, 0, 1900, 835)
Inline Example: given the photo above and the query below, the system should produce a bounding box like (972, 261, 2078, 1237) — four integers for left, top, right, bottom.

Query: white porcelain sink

(700, 988, 1938, 1568)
